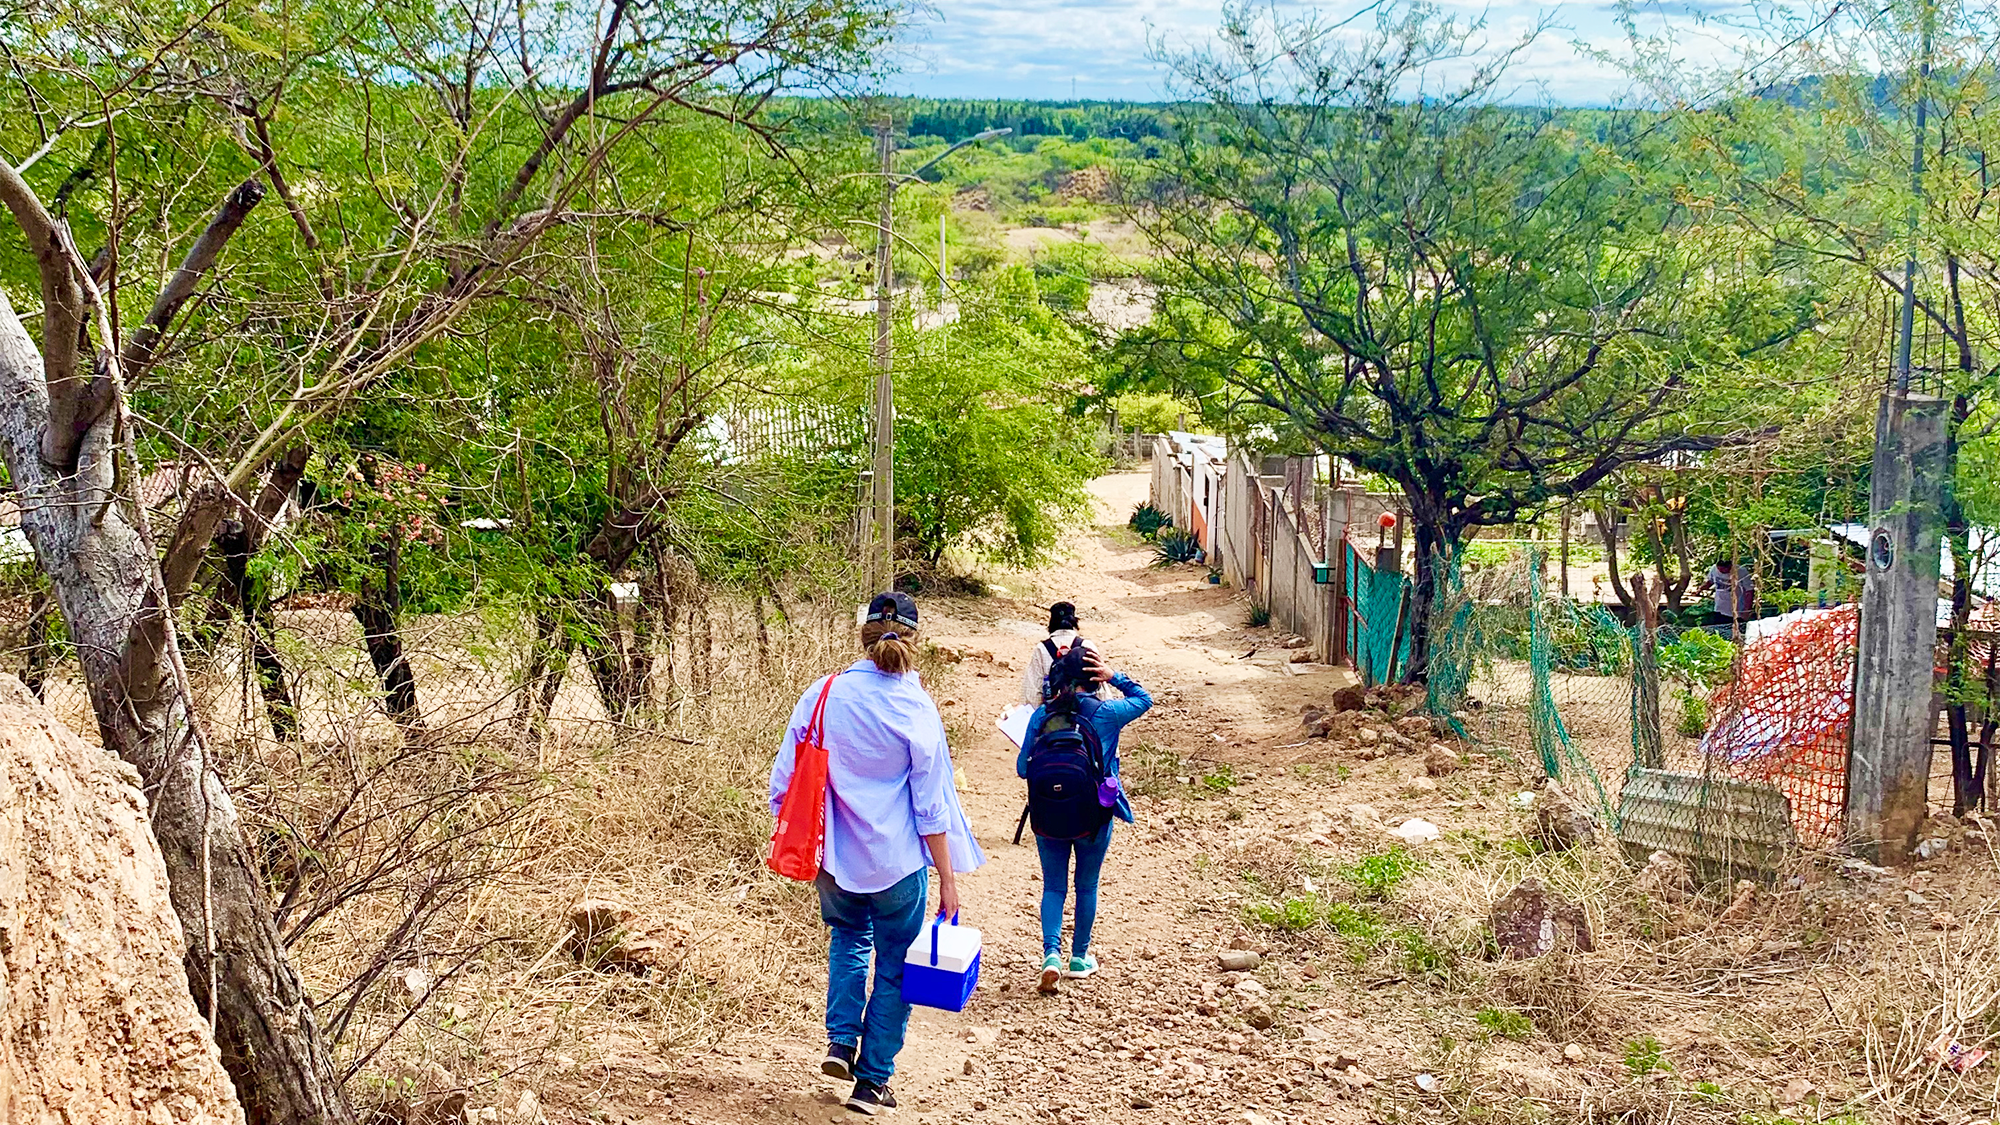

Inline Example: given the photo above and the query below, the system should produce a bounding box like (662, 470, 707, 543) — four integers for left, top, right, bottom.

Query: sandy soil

(623, 474, 1490, 1125)
(557, 473, 2000, 1125)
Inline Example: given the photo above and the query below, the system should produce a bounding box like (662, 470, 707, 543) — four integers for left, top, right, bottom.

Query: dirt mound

(0, 675, 243, 1123)
(1055, 164, 1116, 203)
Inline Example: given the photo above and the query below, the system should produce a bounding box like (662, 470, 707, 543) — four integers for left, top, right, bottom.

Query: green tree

(0, 0, 894, 1116)
(1138, 1, 1810, 678)
(893, 271, 1101, 567)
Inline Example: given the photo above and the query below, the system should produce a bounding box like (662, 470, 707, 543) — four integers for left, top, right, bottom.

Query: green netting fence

(1345, 541, 1414, 687)
(1426, 548, 1619, 823)
(1421, 546, 1846, 875)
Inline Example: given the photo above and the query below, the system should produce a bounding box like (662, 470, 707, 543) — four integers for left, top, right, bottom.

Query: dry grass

(1214, 782, 2000, 1125)
(234, 601, 884, 1117)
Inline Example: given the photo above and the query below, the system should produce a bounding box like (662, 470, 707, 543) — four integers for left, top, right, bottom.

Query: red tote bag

(767, 676, 836, 881)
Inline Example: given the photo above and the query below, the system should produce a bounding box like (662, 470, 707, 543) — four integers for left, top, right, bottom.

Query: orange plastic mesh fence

(1699, 605, 1859, 848)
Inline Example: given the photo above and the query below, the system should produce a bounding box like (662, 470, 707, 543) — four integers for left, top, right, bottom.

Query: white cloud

(885, 0, 1761, 105)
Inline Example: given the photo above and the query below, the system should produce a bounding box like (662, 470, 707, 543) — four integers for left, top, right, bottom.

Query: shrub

(1623, 1035, 1668, 1075)
(1675, 688, 1710, 737)
(1128, 502, 1171, 539)
(1247, 603, 1272, 627)
(1152, 527, 1201, 567)
(1658, 628, 1736, 687)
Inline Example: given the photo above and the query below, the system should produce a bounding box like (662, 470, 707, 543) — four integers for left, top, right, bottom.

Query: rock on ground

(1534, 781, 1599, 851)
(1489, 876, 1595, 958)
(0, 674, 244, 1123)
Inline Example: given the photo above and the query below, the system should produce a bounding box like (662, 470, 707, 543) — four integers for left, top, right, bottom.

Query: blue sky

(886, 0, 1760, 105)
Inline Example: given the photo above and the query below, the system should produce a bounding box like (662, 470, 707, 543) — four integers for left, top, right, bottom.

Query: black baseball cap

(865, 591, 919, 629)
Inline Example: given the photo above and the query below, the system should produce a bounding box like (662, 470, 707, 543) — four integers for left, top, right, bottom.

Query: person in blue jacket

(1016, 643, 1152, 992)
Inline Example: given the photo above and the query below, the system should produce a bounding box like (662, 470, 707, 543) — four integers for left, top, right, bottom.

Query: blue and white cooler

(902, 913, 981, 1012)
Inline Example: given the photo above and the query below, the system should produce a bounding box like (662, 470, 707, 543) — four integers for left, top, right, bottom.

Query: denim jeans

(1036, 821, 1113, 959)
(817, 867, 929, 1086)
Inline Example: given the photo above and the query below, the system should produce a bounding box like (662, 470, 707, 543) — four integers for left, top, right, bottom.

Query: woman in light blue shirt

(768, 592, 985, 1116)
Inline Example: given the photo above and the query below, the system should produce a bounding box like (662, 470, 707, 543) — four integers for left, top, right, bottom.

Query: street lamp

(870, 123, 1011, 593)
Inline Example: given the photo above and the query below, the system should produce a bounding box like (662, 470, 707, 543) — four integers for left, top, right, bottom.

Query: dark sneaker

(822, 1042, 857, 1081)
(845, 1080, 897, 1115)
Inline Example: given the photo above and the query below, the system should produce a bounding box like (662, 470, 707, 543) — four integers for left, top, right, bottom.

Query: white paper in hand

(996, 704, 1035, 749)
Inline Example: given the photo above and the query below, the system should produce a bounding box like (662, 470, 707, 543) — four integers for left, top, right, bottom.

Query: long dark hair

(1045, 644, 1089, 716)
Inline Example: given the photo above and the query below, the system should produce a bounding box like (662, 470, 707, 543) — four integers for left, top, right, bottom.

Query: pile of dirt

(0, 675, 243, 1123)
(1296, 688, 1450, 765)
(1054, 165, 1116, 203)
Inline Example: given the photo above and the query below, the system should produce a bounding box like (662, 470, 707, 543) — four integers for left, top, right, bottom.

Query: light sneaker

(1037, 953, 1063, 993)
(1063, 953, 1100, 979)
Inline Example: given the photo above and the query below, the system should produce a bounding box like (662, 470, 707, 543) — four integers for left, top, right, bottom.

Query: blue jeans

(817, 868, 928, 1086)
(1036, 821, 1113, 959)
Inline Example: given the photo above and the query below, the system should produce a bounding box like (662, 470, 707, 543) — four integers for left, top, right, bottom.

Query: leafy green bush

(1152, 527, 1201, 567)
(1658, 629, 1736, 686)
(1549, 603, 1630, 675)
(1675, 688, 1710, 737)
(1247, 603, 1272, 627)
(1129, 502, 1171, 539)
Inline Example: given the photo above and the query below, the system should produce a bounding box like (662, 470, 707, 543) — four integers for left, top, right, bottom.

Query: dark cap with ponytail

(862, 591, 921, 674)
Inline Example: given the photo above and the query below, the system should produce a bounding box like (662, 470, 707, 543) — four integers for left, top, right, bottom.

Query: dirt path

(575, 472, 2000, 1125)
(652, 472, 1487, 1125)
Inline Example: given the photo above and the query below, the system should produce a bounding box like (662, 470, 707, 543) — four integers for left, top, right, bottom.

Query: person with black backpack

(1019, 601, 1104, 706)
(1015, 643, 1151, 993)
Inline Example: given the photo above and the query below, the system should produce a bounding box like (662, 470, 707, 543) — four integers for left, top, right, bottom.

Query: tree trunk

(1946, 528, 1976, 816)
(584, 585, 651, 724)
(1402, 508, 1455, 685)
(519, 606, 572, 742)
(1945, 390, 1976, 816)
(0, 293, 354, 1124)
(352, 536, 422, 734)
(21, 584, 54, 699)
(1631, 573, 1664, 769)
(1976, 640, 1998, 811)
(1595, 507, 1634, 609)
(218, 521, 299, 741)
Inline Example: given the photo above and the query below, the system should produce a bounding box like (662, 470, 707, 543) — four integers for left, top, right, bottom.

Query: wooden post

(1632, 572, 1663, 769)
(1560, 504, 1572, 598)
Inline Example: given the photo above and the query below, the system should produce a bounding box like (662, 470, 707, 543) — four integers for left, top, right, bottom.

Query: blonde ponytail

(861, 620, 918, 674)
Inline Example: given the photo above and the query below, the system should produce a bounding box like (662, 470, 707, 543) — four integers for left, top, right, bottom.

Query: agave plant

(1152, 527, 1201, 567)
(1129, 502, 1171, 540)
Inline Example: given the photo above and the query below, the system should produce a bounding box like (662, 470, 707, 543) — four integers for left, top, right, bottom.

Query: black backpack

(1024, 709, 1112, 841)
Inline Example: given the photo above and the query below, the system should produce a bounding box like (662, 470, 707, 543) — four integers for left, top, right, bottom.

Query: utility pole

(864, 122, 1010, 594)
(1848, 5, 1948, 864)
(871, 118, 895, 594)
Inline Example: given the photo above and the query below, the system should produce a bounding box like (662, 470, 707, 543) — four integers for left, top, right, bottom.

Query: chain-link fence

(1427, 548, 1856, 879)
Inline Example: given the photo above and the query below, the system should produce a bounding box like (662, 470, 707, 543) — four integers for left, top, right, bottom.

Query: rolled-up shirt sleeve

(906, 703, 953, 836)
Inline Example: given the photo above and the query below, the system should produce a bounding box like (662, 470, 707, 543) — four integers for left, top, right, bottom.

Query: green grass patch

(1475, 1006, 1535, 1042)
(1338, 846, 1423, 900)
